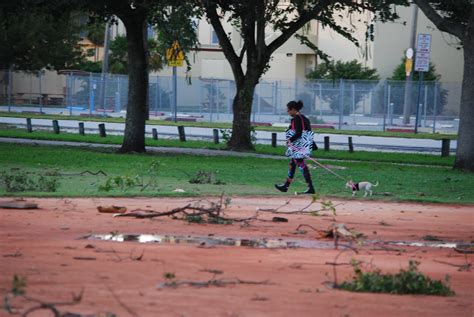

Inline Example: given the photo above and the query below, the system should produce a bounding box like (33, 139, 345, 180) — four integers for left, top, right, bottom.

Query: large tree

(0, 2, 83, 71)
(197, 0, 408, 151)
(413, 0, 473, 172)
(71, 0, 198, 153)
(2, 0, 197, 153)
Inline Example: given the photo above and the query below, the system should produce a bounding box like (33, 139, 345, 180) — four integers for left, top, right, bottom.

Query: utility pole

(402, 4, 418, 125)
(100, 21, 111, 113)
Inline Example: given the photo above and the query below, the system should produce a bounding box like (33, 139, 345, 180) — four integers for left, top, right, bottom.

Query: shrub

(339, 260, 454, 296)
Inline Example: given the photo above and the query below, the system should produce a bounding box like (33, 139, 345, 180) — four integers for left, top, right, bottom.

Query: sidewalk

(0, 116, 457, 154)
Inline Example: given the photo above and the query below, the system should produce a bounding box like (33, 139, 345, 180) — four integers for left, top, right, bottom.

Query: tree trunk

(228, 79, 258, 151)
(454, 8, 474, 172)
(118, 11, 149, 153)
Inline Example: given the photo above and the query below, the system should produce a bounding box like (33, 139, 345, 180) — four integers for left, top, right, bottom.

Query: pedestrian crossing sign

(166, 40, 184, 67)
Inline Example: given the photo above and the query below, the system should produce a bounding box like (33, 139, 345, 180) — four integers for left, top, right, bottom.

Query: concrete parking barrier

(441, 139, 450, 157)
(348, 136, 354, 152)
(178, 126, 186, 142)
(78, 122, 85, 135)
(26, 118, 32, 133)
(52, 120, 60, 134)
(324, 136, 330, 151)
(271, 133, 277, 147)
(98, 123, 106, 137)
(213, 129, 219, 144)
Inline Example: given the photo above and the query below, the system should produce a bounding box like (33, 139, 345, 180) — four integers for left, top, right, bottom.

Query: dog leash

(287, 143, 348, 182)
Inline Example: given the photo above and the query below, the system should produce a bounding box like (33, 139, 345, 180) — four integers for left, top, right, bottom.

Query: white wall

(373, 4, 463, 82)
(317, 10, 374, 68)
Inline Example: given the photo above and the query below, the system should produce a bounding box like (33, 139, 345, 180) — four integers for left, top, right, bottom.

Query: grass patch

(0, 111, 457, 140)
(0, 143, 472, 203)
(339, 260, 454, 296)
(0, 127, 455, 166)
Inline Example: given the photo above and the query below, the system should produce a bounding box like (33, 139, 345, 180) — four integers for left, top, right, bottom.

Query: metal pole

(228, 80, 232, 115)
(216, 80, 220, 121)
(172, 66, 177, 122)
(210, 80, 214, 123)
(351, 83, 355, 125)
(115, 76, 121, 113)
(257, 83, 261, 121)
(89, 74, 93, 115)
(198, 78, 203, 116)
(100, 21, 111, 111)
(388, 83, 392, 125)
(154, 76, 158, 113)
(252, 84, 256, 123)
(319, 83, 322, 119)
(338, 79, 344, 129)
(103, 74, 107, 117)
(7, 68, 12, 112)
(414, 72, 424, 133)
(402, 4, 418, 124)
(38, 72, 43, 113)
(423, 84, 428, 127)
(432, 81, 438, 133)
(382, 80, 387, 132)
(68, 73, 72, 116)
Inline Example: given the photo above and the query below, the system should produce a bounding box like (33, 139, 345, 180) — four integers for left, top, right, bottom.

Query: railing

(0, 70, 461, 133)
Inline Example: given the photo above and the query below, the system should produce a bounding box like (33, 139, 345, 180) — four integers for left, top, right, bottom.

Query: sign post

(166, 41, 185, 122)
(414, 34, 431, 133)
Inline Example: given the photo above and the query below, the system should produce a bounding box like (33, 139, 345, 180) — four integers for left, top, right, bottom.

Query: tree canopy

(0, 1, 83, 71)
(307, 60, 379, 80)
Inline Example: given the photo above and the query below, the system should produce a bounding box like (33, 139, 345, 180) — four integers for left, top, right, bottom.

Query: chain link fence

(0, 69, 461, 133)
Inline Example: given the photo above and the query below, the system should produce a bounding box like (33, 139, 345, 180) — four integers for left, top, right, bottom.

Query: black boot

(275, 183, 288, 192)
(300, 167, 315, 194)
(302, 186, 315, 194)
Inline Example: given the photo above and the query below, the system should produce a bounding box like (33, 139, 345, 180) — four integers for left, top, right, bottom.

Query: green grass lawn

(0, 143, 472, 204)
(0, 128, 456, 167)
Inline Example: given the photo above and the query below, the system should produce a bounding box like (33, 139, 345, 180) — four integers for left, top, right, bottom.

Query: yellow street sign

(166, 40, 184, 67)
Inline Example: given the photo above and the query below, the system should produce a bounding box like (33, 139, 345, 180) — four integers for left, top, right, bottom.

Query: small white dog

(346, 180, 378, 197)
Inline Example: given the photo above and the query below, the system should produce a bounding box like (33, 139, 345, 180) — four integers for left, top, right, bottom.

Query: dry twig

(433, 259, 471, 272)
(113, 196, 259, 224)
(157, 277, 271, 289)
(106, 285, 139, 317)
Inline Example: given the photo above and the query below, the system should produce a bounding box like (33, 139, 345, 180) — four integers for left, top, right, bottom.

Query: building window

(211, 30, 219, 45)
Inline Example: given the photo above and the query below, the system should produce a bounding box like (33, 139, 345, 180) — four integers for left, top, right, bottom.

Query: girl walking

(275, 100, 316, 195)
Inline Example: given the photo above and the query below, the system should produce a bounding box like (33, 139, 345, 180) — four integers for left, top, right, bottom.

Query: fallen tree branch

(58, 170, 108, 176)
(113, 197, 260, 224)
(433, 259, 471, 271)
(106, 285, 139, 317)
(5, 287, 85, 317)
(114, 205, 191, 218)
(157, 277, 271, 289)
(257, 200, 292, 212)
(257, 200, 343, 215)
(295, 224, 323, 234)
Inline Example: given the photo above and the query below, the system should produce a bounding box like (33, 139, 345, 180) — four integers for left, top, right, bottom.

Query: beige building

(156, 4, 463, 83)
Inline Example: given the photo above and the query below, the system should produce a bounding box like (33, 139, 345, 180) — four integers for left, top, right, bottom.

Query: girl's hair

(287, 100, 304, 111)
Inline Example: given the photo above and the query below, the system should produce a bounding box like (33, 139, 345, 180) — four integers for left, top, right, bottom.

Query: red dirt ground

(1, 196, 473, 317)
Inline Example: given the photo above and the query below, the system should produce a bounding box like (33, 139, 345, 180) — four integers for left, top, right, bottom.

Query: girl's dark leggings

(287, 158, 313, 185)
